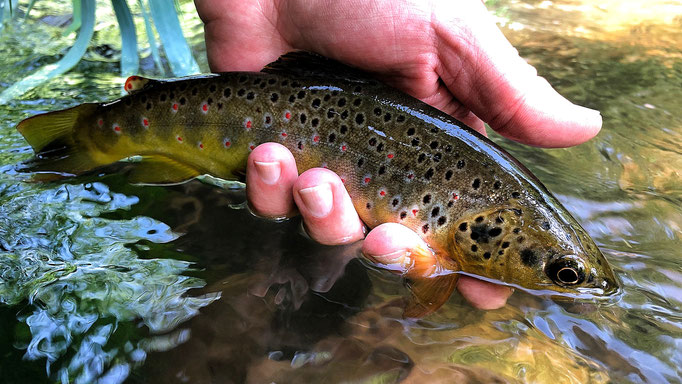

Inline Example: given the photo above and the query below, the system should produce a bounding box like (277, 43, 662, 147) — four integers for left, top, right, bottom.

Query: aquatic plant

(0, 0, 199, 103)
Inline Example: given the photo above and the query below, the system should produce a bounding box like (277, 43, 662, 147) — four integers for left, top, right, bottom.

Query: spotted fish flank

(16, 52, 619, 317)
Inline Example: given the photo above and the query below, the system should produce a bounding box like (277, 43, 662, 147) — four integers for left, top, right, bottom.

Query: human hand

(196, 0, 603, 310)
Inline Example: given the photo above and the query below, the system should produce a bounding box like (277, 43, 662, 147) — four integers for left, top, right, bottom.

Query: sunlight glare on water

(0, 0, 681, 383)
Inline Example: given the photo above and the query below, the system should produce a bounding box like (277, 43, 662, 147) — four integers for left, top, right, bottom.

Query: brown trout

(16, 52, 619, 316)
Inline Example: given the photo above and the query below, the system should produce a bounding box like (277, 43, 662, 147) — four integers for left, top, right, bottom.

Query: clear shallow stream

(0, 1, 680, 383)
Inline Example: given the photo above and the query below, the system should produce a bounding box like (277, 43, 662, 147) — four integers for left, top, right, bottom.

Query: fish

(16, 52, 619, 317)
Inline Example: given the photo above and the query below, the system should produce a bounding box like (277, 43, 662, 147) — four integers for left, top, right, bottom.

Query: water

(0, 1, 680, 383)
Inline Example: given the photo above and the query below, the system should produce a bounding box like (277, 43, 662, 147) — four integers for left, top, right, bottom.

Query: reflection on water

(1, 0, 681, 383)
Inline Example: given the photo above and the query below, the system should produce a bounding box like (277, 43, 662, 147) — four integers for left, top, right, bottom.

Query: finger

(246, 143, 299, 218)
(457, 276, 513, 310)
(362, 223, 438, 276)
(293, 168, 365, 245)
(435, 0, 602, 148)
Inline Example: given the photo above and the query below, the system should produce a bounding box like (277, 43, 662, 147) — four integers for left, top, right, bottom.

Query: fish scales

(17, 52, 618, 316)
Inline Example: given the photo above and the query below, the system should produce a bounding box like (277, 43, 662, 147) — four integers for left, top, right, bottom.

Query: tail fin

(17, 103, 101, 178)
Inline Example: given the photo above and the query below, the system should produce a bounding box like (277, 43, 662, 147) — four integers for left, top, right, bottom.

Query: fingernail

(365, 249, 410, 273)
(254, 161, 281, 185)
(298, 183, 333, 218)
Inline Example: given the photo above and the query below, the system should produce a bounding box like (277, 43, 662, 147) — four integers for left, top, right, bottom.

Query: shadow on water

(0, 0, 681, 383)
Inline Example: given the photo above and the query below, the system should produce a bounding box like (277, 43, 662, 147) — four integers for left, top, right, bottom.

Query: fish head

(448, 202, 619, 298)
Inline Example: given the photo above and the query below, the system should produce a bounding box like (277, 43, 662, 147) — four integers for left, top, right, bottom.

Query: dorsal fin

(123, 75, 164, 94)
(262, 51, 376, 84)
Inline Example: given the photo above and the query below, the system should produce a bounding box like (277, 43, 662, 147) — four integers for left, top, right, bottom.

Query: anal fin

(128, 155, 201, 185)
(404, 274, 458, 318)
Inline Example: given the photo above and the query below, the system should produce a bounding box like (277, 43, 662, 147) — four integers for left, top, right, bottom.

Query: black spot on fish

(246, 92, 255, 100)
(268, 78, 276, 85)
(520, 249, 538, 266)
(288, 94, 296, 103)
(338, 98, 346, 107)
(259, 82, 266, 89)
(353, 98, 362, 107)
(192, 88, 198, 96)
(323, 94, 331, 101)
(207, 97, 214, 105)
(495, 217, 504, 224)
(457, 160, 466, 169)
(366, 202, 372, 209)
(417, 153, 426, 163)
(209, 84, 217, 92)
(369, 137, 377, 146)
(355, 113, 365, 125)
(512, 192, 521, 199)
(488, 227, 502, 237)
(431, 207, 440, 217)
(422, 224, 429, 234)
(424, 168, 434, 180)
(376, 143, 384, 152)
(327, 109, 336, 119)
(146, 102, 152, 110)
(471, 245, 478, 252)
(297, 141, 303, 150)
(397, 115, 405, 123)
(357, 158, 364, 168)
(459, 222, 468, 231)
(217, 102, 223, 110)
(237, 89, 246, 97)
(238, 75, 247, 83)
(433, 153, 442, 162)
(340, 125, 348, 134)
(311, 118, 319, 127)
(445, 170, 453, 181)
(430, 141, 439, 150)
(472, 178, 481, 189)
(373, 107, 382, 116)
(498, 250, 504, 255)
(541, 221, 551, 230)
(513, 228, 521, 234)
(264, 115, 271, 124)
(392, 198, 399, 207)
(493, 181, 502, 189)
(384, 113, 392, 122)
(423, 194, 431, 204)
(501, 241, 510, 249)
(438, 216, 447, 226)
(512, 208, 522, 216)
(222, 88, 231, 99)
(312, 98, 321, 108)
(445, 145, 453, 153)
(328, 133, 336, 143)
(340, 110, 349, 120)
(270, 93, 279, 102)
(470, 224, 492, 244)
(475, 216, 484, 223)
(407, 127, 415, 136)
(411, 138, 420, 146)
(300, 113, 307, 124)
(483, 252, 491, 259)
(517, 236, 525, 243)
(281, 80, 289, 87)
(378, 166, 386, 175)
(297, 90, 306, 99)
(179, 97, 186, 105)
(253, 78, 261, 85)
(400, 211, 407, 220)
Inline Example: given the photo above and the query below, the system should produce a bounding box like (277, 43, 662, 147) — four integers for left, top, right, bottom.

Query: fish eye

(546, 256, 585, 286)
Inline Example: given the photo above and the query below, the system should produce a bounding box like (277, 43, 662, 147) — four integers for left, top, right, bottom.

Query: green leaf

(24, 0, 38, 19)
(138, 0, 166, 75)
(63, 0, 82, 36)
(0, 0, 96, 103)
(147, 0, 199, 76)
(111, 0, 139, 77)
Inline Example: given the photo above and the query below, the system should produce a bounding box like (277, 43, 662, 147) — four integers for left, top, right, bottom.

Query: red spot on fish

(245, 120, 252, 129)
(341, 145, 347, 151)
(341, 178, 346, 184)
(412, 209, 419, 216)
(97, 118, 103, 127)
(177, 136, 183, 142)
(198, 143, 204, 149)
(224, 139, 231, 148)
(285, 112, 291, 120)
(364, 177, 371, 184)
(387, 153, 394, 159)
(281, 132, 287, 137)
(249, 145, 255, 150)
(142, 118, 149, 127)
(453, 193, 459, 200)
(313, 135, 320, 143)
(126, 83, 132, 90)
(379, 190, 386, 197)
(172, 103, 178, 111)
(202, 103, 208, 112)
(407, 173, 414, 179)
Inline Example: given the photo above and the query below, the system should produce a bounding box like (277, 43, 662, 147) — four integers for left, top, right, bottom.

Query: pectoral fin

(404, 274, 458, 318)
(128, 155, 201, 185)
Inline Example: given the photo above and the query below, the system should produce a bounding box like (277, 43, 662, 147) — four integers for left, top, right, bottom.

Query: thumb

(436, 0, 602, 148)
